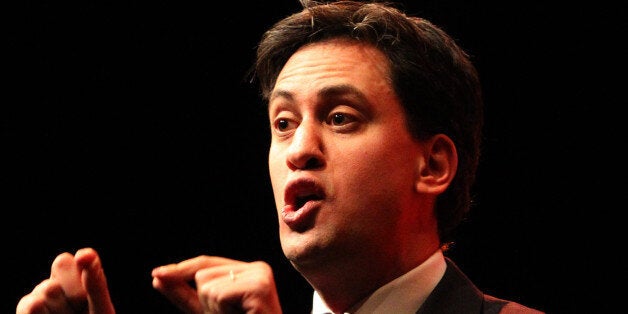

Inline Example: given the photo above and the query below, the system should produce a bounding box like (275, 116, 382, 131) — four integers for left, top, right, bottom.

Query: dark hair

(252, 0, 484, 245)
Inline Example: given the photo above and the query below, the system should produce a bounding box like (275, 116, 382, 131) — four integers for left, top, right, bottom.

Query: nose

(286, 120, 324, 170)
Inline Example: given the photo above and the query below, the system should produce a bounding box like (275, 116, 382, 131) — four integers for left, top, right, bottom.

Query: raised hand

(16, 247, 116, 314)
(152, 255, 282, 314)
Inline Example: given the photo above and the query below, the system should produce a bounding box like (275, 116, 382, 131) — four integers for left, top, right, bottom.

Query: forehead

(272, 39, 394, 99)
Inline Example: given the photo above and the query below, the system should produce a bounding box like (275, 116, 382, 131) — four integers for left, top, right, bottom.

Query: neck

(298, 240, 441, 313)
(301, 255, 381, 312)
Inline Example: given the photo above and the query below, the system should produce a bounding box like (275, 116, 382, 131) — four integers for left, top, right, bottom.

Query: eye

(272, 117, 298, 134)
(277, 118, 289, 131)
(326, 112, 357, 127)
(330, 113, 347, 125)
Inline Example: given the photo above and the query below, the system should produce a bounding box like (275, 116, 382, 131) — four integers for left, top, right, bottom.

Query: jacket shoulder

(418, 257, 544, 314)
(483, 294, 545, 314)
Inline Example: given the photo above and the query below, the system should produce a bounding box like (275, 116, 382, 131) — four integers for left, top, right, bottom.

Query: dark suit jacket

(416, 258, 544, 314)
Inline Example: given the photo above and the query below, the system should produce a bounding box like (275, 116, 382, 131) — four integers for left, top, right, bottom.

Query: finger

(75, 247, 116, 314)
(16, 292, 50, 314)
(16, 293, 51, 314)
(197, 275, 240, 314)
(49, 252, 88, 311)
(16, 279, 61, 314)
(194, 264, 236, 284)
(16, 275, 90, 314)
(197, 268, 254, 314)
(151, 256, 245, 313)
(196, 262, 281, 314)
(194, 265, 238, 313)
(152, 276, 203, 313)
(152, 255, 243, 281)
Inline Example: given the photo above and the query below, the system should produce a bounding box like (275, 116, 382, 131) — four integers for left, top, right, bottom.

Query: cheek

(340, 143, 410, 185)
(332, 140, 417, 210)
(268, 148, 286, 208)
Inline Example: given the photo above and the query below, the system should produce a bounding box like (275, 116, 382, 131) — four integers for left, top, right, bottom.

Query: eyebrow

(269, 84, 368, 104)
(319, 84, 368, 103)
(269, 89, 294, 103)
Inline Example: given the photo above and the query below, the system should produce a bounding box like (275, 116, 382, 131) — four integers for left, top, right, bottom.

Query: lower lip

(281, 200, 320, 230)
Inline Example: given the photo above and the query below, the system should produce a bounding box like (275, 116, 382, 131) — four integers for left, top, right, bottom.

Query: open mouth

(295, 193, 322, 209)
(282, 178, 326, 229)
(285, 179, 325, 210)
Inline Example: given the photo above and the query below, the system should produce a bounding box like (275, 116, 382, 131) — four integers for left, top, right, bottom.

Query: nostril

(304, 157, 321, 169)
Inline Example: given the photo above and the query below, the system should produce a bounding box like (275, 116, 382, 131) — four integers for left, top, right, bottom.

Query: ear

(415, 134, 458, 195)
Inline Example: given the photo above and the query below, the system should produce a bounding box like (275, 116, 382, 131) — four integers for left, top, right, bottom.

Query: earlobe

(416, 134, 458, 194)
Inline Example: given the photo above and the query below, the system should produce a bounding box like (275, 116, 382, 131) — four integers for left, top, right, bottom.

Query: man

(17, 1, 544, 313)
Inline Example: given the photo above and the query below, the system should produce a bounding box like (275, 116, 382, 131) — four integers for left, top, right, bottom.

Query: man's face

(267, 39, 429, 271)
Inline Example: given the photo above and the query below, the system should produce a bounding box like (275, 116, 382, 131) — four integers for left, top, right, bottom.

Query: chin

(280, 234, 326, 267)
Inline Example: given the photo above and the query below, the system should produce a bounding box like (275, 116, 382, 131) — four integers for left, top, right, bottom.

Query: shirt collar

(311, 249, 447, 314)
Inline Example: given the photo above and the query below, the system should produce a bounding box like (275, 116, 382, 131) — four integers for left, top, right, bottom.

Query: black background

(4, 1, 622, 313)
